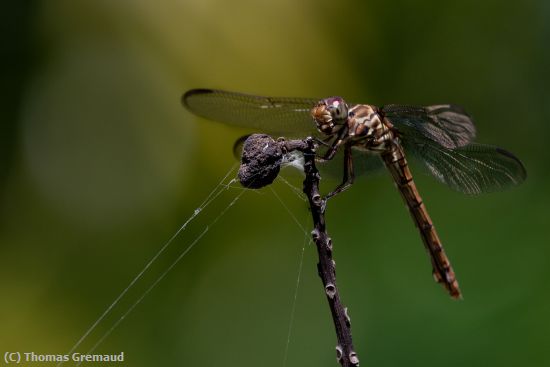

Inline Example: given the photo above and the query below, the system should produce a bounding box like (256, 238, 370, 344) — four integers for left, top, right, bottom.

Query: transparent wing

(317, 146, 385, 179)
(403, 139, 527, 195)
(382, 104, 476, 149)
(183, 89, 320, 137)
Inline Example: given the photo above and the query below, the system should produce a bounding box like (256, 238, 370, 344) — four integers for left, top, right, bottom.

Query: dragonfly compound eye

(312, 97, 349, 135)
(327, 97, 349, 121)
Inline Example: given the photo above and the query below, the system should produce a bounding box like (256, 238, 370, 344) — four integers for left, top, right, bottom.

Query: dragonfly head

(311, 97, 349, 135)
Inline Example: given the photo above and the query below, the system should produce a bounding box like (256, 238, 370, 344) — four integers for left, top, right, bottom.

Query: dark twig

(239, 135, 359, 367)
(298, 138, 359, 367)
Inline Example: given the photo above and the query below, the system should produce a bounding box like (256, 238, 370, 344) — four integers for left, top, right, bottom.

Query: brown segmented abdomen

(381, 143, 462, 299)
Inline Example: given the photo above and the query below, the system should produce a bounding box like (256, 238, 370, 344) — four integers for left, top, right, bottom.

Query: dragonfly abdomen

(382, 143, 462, 299)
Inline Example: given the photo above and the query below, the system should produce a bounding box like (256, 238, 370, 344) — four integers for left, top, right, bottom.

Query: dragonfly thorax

(347, 104, 394, 150)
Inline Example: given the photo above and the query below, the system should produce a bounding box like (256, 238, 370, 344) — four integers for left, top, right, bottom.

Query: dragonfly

(182, 88, 527, 299)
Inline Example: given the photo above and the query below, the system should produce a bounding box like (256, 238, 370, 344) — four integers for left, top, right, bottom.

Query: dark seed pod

(238, 134, 283, 189)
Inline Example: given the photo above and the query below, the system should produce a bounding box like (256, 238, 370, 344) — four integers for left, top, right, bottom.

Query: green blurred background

(1, 1, 549, 366)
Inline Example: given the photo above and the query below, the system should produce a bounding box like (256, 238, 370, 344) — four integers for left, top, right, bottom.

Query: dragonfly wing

(183, 89, 320, 137)
(382, 104, 476, 149)
(317, 146, 385, 180)
(402, 139, 527, 195)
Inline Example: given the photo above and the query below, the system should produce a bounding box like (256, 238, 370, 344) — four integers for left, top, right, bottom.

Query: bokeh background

(1, 1, 549, 366)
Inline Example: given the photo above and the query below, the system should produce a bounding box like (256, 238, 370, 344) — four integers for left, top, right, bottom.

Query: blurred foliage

(1, 1, 549, 366)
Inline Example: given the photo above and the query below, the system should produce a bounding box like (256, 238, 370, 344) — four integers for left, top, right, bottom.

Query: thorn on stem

(349, 351, 360, 366)
(311, 229, 320, 241)
(335, 345, 343, 362)
(344, 307, 351, 327)
(312, 193, 322, 206)
(325, 283, 336, 299)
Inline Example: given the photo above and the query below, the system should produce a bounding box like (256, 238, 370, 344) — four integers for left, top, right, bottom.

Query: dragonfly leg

(318, 127, 348, 163)
(325, 144, 355, 201)
(311, 136, 332, 148)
